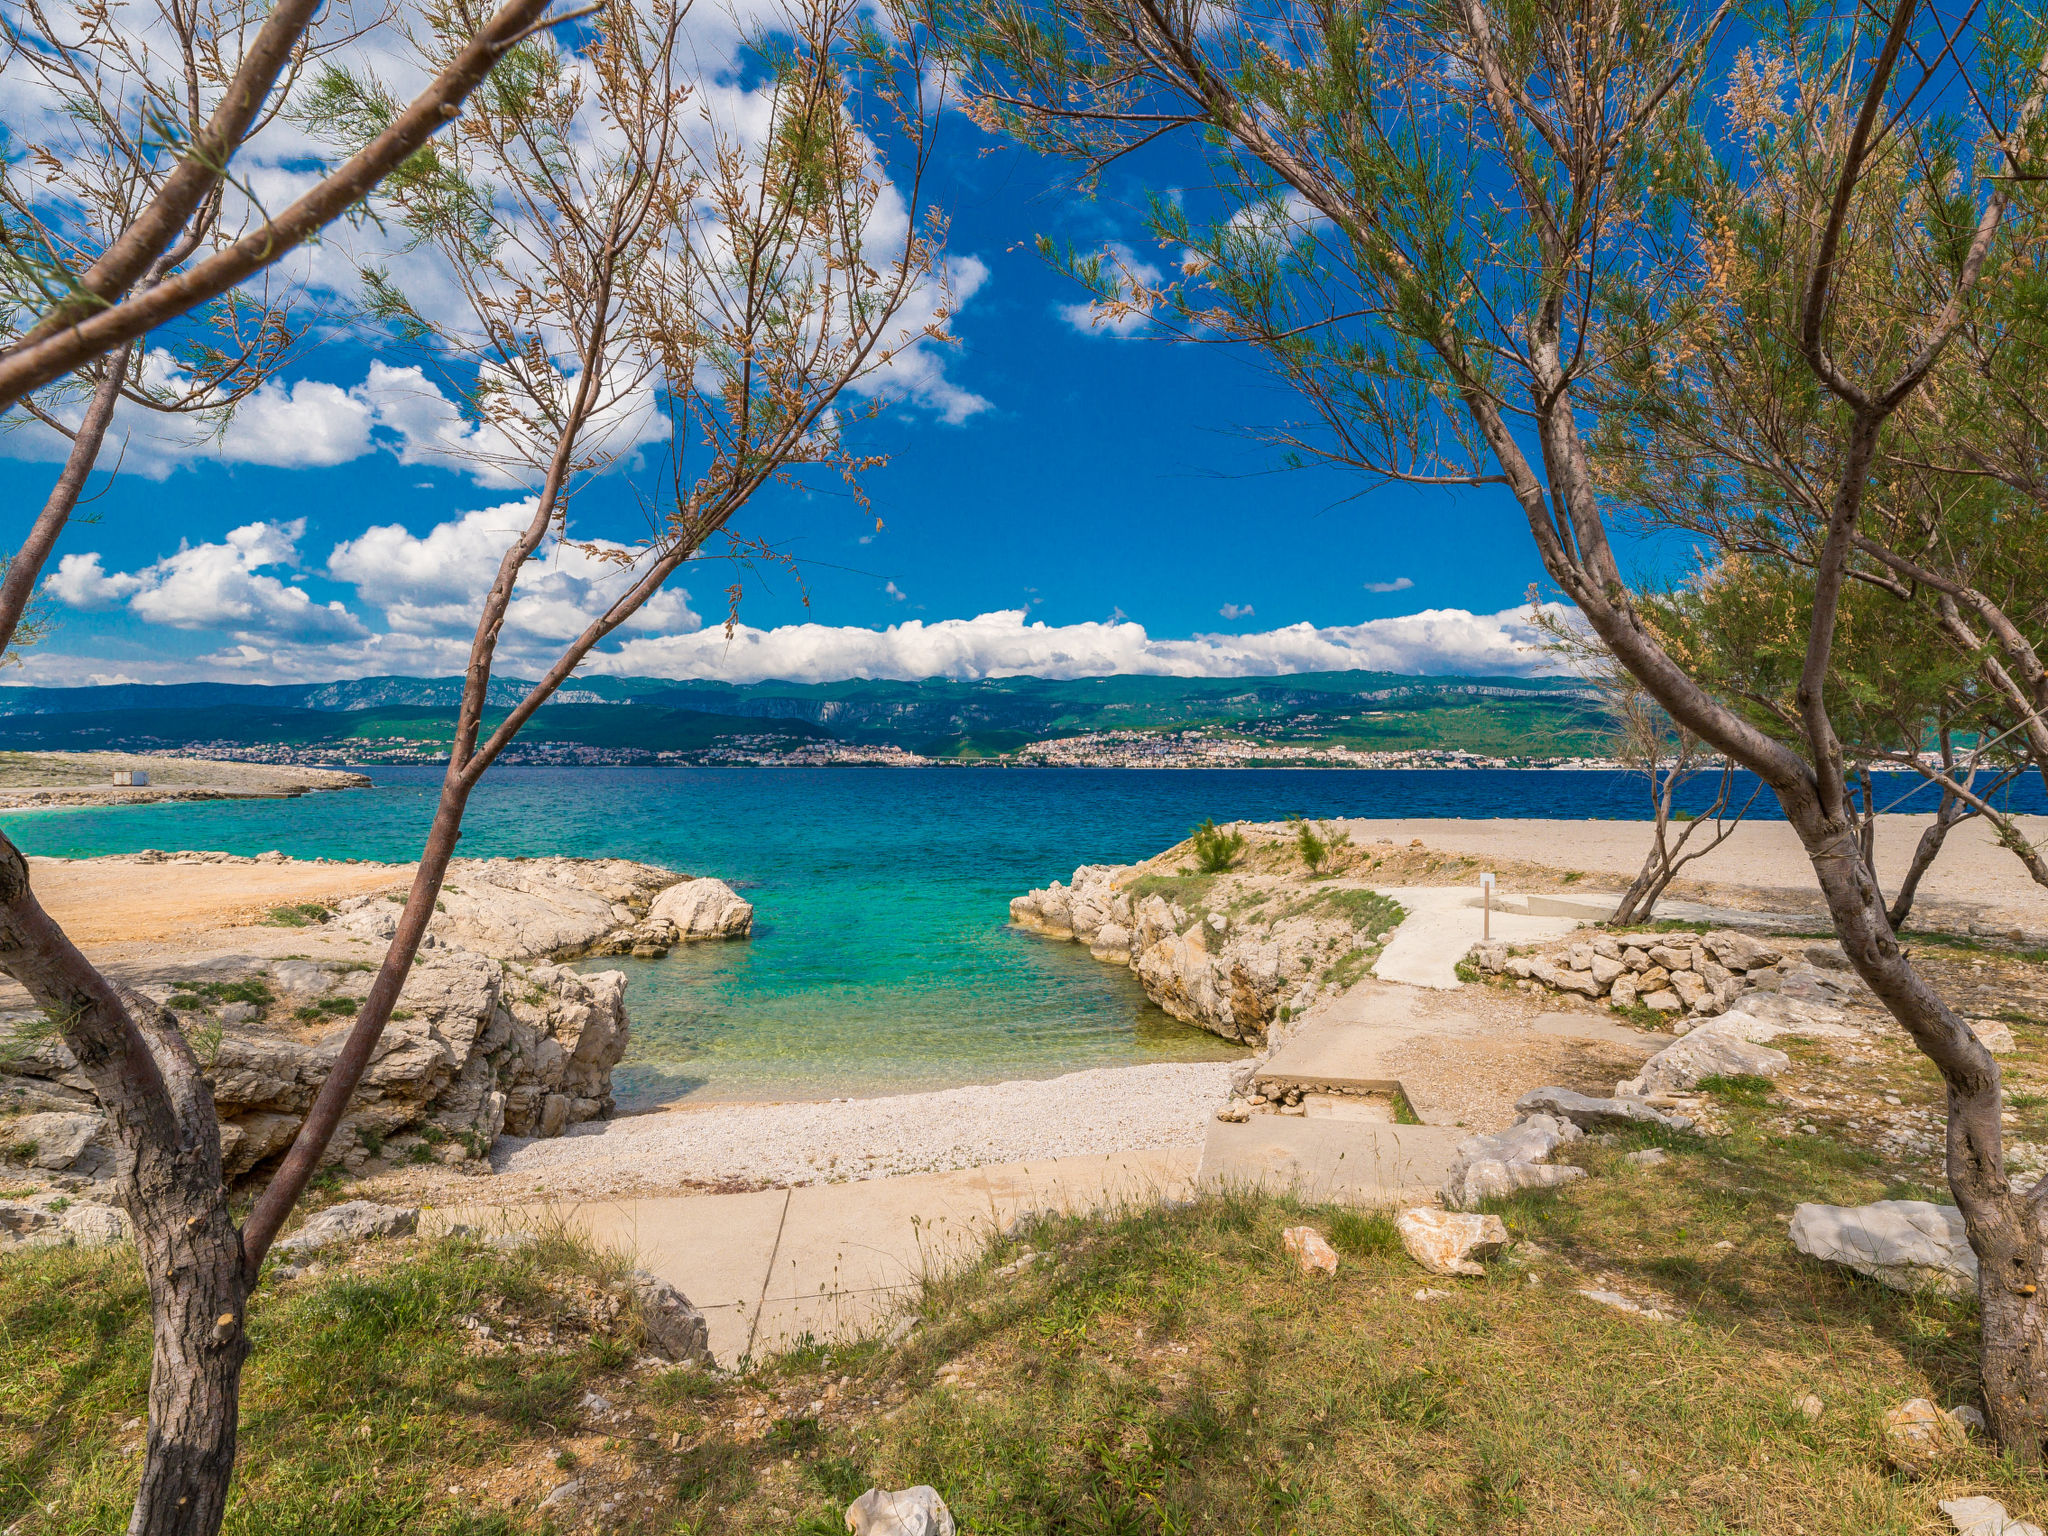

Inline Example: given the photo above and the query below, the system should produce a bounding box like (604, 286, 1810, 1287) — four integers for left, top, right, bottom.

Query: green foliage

(1697, 1073, 1775, 1106)
(1289, 815, 1328, 871)
(265, 902, 331, 928)
(293, 997, 358, 1023)
(1189, 819, 1248, 873)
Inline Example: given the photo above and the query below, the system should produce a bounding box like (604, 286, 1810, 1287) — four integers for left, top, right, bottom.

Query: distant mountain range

(0, 672, 1612, 762)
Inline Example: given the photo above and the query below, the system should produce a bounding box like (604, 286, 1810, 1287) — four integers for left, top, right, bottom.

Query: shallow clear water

(3, 764, 2026, 1104)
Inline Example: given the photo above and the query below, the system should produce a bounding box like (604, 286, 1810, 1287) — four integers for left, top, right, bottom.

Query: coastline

(0, 750, 368, 811)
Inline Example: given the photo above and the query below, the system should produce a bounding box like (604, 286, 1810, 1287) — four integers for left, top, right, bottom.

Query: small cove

(2, 764, 2020, 1106)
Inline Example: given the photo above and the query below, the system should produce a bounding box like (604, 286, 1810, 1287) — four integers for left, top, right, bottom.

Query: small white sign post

(1480, 871, 1497, 939)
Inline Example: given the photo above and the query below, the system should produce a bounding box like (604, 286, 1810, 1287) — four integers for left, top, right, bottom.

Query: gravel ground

(485, 1061, 1240, 1197)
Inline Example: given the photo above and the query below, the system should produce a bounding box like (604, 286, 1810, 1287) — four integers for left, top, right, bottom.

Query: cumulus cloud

(1219, 602, 1254, 620)
(327, 504, 700, 646)
(15, 598, 1569, 688)
(585, 606, 1561, 685)
(44, 521, 368, 641)
(1363, 576, 1415, 594)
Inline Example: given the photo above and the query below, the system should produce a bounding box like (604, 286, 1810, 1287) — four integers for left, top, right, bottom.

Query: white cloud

(1363, 576, 1415, 594)
(885, 581, 908, 602)
(44, 520, 368, 640)
(327, 504, 701, 648)
(44, 552, 143, 609)
(14, 602, 1572, 687)
(1219, 602, 1255, 620)
(585, 606, 1562, 684)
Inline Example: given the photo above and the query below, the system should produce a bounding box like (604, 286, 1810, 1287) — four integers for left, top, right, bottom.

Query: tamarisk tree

(937, 0, 2048, 1451)
(0, 0, 956, 1528)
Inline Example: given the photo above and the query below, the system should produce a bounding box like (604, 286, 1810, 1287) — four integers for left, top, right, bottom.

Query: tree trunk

(0, 837, 251, 1530)
(1781, 797, 2045, 1454)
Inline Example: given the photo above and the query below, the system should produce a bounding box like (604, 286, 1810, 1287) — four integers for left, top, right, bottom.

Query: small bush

(1290, 816, 1328, 872)
(1190, 819, 1248, 873)
(266, 902, 331, 928)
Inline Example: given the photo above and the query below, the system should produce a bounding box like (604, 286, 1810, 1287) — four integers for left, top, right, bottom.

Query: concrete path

(1370, 885, 1608, 988)
(432, 1148, 1195, 1366)
(1197, 1118, 1464, 1205)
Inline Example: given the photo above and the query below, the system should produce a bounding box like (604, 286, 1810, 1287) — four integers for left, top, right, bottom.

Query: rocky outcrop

(329, 856, 706, 960)
(580, 877, 754, 958)
(3, 949, 632, 1187)
(1011, 863, 1396, 1045)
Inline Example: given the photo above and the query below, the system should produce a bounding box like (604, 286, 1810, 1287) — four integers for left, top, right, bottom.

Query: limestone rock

(0, 1197, 128, 1249)
(1282, 1226, 1339, 1275)
(1701, 930, 1782, 972)
(1526, 958, 1601, 998)
(1788, 1200, 1978, 1297)
(269, 959, 332, 998)
(332, 856, 676, 961)
(1515, 1086, 1691, 1132)
(646, 878, 754, 941)
(1620, 1019, 1790, 1097)
(1669, 970, 1710, 1010)
(1622, 946, 1651, 971)
(1397, 1207, 1509, 1277)
(1445, 1159, 1585, 1206)
(1883, 1397, 1965, 1475)
(60, 1203, 128, 1247)
(1975, 1020, 2018, 1055)
(1443, 1113, 1587, 1208)
(846, 1486, 956, 1536)
(274, 1200, 420, 1255)
(1647, 943, 1693, 971)
(633, 1272, 713, 1365)
(1609, 974, 1639, 1009)
(1642, 988, 1682, 1012)
(1589, 954, 1625, 987)
(1942, 1496, 2045, 1536)
(9, 1110, 103, 1170)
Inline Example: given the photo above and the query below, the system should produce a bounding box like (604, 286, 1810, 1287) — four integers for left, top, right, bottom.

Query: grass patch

(265, 903, 332, 928)
(1281, 886, 1405, 936)
(1698, 1072, 1776, 1106)
(293, 997, 359, 1023)
(6, 1076, 2024, 1536)
(1124, 872, 1217, 912)
(164, 978, 274, 1011)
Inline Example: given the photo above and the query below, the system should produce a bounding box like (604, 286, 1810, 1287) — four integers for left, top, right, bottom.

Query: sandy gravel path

(480, 1061, 1241, 1199)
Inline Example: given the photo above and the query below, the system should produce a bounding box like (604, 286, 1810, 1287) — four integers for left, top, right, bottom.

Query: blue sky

(3, 61, 1575, 689)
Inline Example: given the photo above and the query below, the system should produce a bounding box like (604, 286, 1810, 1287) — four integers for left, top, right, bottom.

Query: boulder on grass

(1620, 1020, 1790, 1097)
(1442, 1113, 1588, 1208)
(1282, 1226, 1339, 1275)
(1514, 1086, 1691, 1132)
(633, 1272, 713, 1365)
(273, 1200, 420, 1256)
(1397, 1208, 1509, 1277)
(1882, 1397, 1965, 1477)
(1788, 1200, 1978, 1297)
(846, 1486, 955, 1536)
(1942, 1496, 2045, 1536)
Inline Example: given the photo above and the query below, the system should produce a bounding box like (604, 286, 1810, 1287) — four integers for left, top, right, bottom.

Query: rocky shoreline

(0, 854, 754, 1246)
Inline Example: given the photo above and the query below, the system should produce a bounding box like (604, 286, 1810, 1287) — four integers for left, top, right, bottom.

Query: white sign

(1479, 871, 1496, 888)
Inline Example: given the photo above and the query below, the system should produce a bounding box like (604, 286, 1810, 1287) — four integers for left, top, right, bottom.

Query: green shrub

(265, 902, 331, 928)
(293, 996, 358, 1022)
(1290, 816, 1328, 872)
(1190, 819, 1248, 873)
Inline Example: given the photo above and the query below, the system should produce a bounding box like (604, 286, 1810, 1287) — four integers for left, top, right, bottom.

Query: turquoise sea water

(0, 765, 2020, 1104)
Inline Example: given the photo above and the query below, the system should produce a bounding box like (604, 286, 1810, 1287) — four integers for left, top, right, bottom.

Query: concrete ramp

(1196, 1118, 1464, 1206)
(1371, 886, 1605, 988)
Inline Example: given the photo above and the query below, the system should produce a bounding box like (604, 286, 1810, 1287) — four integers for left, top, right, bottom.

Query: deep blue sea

(1, 766, 2031, 1104)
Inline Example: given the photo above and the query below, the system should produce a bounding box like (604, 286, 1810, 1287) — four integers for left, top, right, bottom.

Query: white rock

(1625, 1148, 1669, 1167)
(1701, 930, 1782, 971)
(1577, 1287, 1671, 1322)
(846, 1486, 956, 1536)
(1397, 1208, 1508, 1277)
(268, 959, 332, 998)
(10, 1110, 103, 1169)
(274, 1200, 420, 1255)
(60, 1204, 128, 1247)
(646, 878, 754, 940)
(1442, 1114, 1586, 1208)
(1515, 1086, 1691, 1131)
(1788, 1200, 1978, 1297)
(1282, 1226, 1338, 1275)
(1620, 1019, 1790, 1097)
(1975, 1020, 2018, 1054)
(1943, 1496, 2044, 1536)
